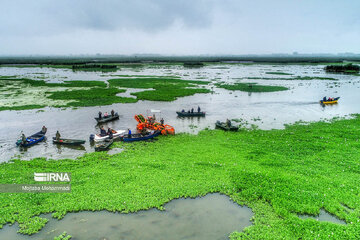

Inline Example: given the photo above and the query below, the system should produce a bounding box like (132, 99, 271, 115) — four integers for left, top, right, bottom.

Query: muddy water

(0, 193, 253, 240)
(299, 209, 347, 225)
(0, 64, 360, 162)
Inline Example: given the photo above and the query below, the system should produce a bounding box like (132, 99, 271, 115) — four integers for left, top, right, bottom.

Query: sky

(0, 0, 359, 55)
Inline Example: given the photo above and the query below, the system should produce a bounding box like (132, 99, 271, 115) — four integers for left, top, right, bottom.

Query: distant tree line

(325, 63, 360, 73)
(183, 62, 204, 67)
(72, 64, 118, 69)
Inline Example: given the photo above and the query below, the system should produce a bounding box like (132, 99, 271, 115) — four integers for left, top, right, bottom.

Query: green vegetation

(246, 76, 337, 81)
(0, 76, 211, 110)
(72, 64, 118, 72)
(54, 231, 72, 240)
(265, 72, 293, 75)
(325, 63, 360, 74)
(216, 82, 289, 92)
(47, 88, 137, 107)
(109, 77, 210, 101)
(0, 116, 360, 238)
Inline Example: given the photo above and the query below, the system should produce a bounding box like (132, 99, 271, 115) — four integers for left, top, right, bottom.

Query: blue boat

(123, 130, 161, 142)
(16, 130, 46, 147)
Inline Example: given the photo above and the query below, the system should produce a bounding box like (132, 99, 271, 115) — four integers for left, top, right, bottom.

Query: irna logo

(34, 173, 71, 182)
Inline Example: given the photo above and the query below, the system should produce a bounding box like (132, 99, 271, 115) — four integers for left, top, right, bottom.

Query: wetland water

(0, 194, 253, 240)
(0, 64, 360, 162)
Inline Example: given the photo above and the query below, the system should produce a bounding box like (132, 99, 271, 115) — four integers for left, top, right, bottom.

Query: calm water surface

(0, 193, 253, 240)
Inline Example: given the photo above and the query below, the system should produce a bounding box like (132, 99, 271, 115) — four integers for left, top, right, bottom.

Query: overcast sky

(1, 0, 359, 55)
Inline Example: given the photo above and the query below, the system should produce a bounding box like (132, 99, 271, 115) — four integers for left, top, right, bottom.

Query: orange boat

(134, 114, 175, 135)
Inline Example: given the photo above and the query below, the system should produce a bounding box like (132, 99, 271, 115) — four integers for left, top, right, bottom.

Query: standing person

(55, 130, 61, 140)
(197, 106, 201, 113)
(41, 126, 47, 134)
(111, 109, 115, 117)
(21, 133, 27, 145)
(128, 129, 132, 138)
(160, 118, 164, 125)
(226, 119, 231, 127)
(191, 108, 194, 113)
(98, 111, 102, 119)
(107, 128, 113, 139)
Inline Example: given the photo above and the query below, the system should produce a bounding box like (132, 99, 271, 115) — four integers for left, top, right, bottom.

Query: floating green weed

(1, 117, 360, 238)
(216, 82, 288, 92)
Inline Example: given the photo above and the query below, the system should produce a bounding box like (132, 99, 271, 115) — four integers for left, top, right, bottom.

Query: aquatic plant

(215, 82, 288, 92)
(54, 231, 72, 240)
(1, 116, 360, 238)
(265, 72, 293, 75)
(325, 63, 360, 74)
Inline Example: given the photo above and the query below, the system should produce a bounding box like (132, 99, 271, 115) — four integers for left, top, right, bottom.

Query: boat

(95, 139, 113, 151)
(16, 130, 46, 147)
(52, 137, 86, 145)
(91, 129, 126, 142)
(320, 97, 340, 105)
(215, 121, 239, 131)
(176, 111, 206, 117)
(95, 113, 119, 124)
(123, 130, 161, 142)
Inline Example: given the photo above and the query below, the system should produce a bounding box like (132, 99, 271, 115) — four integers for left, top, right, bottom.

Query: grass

(109, 77, 210, 101)
(0, 117, 359, 238)
(47, 88, 137, 107)
(265, 72, 293, 75)
(216, 82, 289, 92)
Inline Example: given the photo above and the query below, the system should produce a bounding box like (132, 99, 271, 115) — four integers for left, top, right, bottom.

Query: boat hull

(16, 131, 46, 147)
(123, 131, 161, 142)
(95, 113, 119, 123)
(320, 97, 340, 105)
(53, 137, 86, 145)
(94, 129, 126, 142)
(176, 111, 205, 117)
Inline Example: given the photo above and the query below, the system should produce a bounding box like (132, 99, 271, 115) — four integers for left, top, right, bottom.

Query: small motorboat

(123, 130, 161, 142)
(16, 130, 46, 147)
(95, 139, 113, 151)
(176, 111, 206, 117)
(95, 113, 119, 124)
(53, 137, 86, 145)
(215, 121, 239, 131)
(320, 97, 340, 105)
(91, 129, 126, 142)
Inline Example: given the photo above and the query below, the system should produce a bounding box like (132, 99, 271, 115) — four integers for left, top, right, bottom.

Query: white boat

(93, 129, 126, 142)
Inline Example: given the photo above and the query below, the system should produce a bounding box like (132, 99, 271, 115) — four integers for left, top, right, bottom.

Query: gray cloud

(0, 0, 359, 55)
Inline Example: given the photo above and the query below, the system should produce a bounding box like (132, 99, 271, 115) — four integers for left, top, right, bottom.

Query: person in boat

(128, 129, 132, 138)
(191, 108, 194, 113)
(323, 97, 326, 102)
(41, 126, 47, 134)
(104, 112, 109, 117)
(111, 110, 115, 117)
(98, 111, 102, 119)
(226, 119, 232, 127)
(153, 114, 156, 122)
(182, 109, 185, 113)
(198, 106, 201, 113)
(160, 118, 164, 125)
(100, 126, 107, 136)
(55, 130, 61, 140)
(21, 133, 27, 144)
(188, 110, 190, 113)
(107, 128, 113, 139)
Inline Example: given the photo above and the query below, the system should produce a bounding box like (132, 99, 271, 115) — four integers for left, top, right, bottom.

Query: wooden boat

(52, 137, 85, 145)
(92, 129, 126, 142)
(16, 130, 46, 147)
(215, 121, 239, 131)
(95, 139, 113, 151)
(320, 97, 340, 105)
(123, 130, 161, 142)
(176, 111, 206, 117)
(95, 113, 119, 123)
